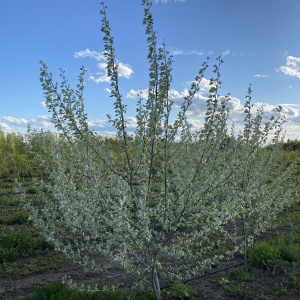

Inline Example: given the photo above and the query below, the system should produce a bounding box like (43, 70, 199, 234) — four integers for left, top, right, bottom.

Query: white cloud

(0, 123, 11, 131)
(75, 48, 133, 84)
(223, 96, 241, 111)
(279, 56, 300, 79)
(254, 74, 268, 78)
(88, 117, 137, 132)
(2, 87, 300, 139)
(169, 48, 203, 57)
(126, 116, 137, 128)
(222, 49, 231, 57)
(89, 63, 110, 83)
(168, 48, 231, 58)
(1, 115, 53, 132)
(3, 116, 28, 126)
(125, 85, 300, 139)
(117, 62, 134, 78)
(74, 49, 105, 61)
(127, 89, 139, 99)
(88, 119, 110, 129)
(126, 88, 149, 99)
(31, 115, 53, 128)
(199, 78, 212, 92)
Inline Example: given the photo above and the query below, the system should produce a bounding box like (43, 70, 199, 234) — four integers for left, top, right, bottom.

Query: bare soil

(1, 246, 300, 299)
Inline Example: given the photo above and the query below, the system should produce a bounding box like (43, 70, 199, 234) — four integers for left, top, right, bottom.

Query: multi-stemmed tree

(20, 1, 298, 299)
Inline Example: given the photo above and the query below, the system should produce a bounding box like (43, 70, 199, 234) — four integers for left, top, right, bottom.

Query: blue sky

(1, 0, 300, 139)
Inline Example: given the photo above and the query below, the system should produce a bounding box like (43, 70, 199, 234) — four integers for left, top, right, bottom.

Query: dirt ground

(1, 252, 300, 300)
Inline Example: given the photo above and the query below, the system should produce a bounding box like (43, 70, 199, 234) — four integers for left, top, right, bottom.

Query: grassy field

(0, 173, 300, 299)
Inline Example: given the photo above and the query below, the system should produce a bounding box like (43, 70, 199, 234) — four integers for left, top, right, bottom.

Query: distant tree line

(0, 128, 299, 181)
(281, 139, 300, 151)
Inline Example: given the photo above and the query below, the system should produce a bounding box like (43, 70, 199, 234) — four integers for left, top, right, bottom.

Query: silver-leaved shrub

(20, 1, 299, 299)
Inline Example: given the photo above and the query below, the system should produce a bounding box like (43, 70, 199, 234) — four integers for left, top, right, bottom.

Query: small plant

(0, 247, 19, 262)
(218, 276, 230, 285)
(271, 282, 289, 297)
(223, 283, 255, 298)
(163, 281, 196, 299)
(273, 232, 300, 262)
(248, 242, 280, 272)
(229, 268, 254, 282)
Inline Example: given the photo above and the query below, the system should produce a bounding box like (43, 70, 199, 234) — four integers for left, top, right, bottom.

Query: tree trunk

(242, 214, 249, 272)
(152, 267, 161, 300)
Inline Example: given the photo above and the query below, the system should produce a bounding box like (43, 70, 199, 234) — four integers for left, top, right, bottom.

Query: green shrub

(163, 282, 196, 299)
(248, 242, 280, 271)
(273, 233, 300, 262)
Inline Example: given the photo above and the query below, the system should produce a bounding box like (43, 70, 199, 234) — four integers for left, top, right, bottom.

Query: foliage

(163, 281, 196, 299)
(282, 139, 300, 152)
(18, 0, 299, 299)
(247, 242, 280, 272)
(0, 130, 30, 179)
(25, 128, 58, 177)
(272, 232, 300, 262)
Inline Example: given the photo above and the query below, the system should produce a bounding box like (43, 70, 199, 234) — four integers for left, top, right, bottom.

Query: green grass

(0, 254, 65, 278)
(24, 281, 197, 300)
(5, 209, 30, 225)
(1, 230, 34, 258)
(0, 178, 57, 279)
(229, 268, 254, 282)
(0, 228, 54, 263)
(223, 283, 257, 299)
(274, 208, 300, 229)
(0, 194, 20, 206)
(24, 282, 100, 300)
(272, 232, 300, 262)
(24, 282, 153, 300)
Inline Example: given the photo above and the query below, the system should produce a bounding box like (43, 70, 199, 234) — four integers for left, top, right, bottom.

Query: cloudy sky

(1, 0, 300, 139)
